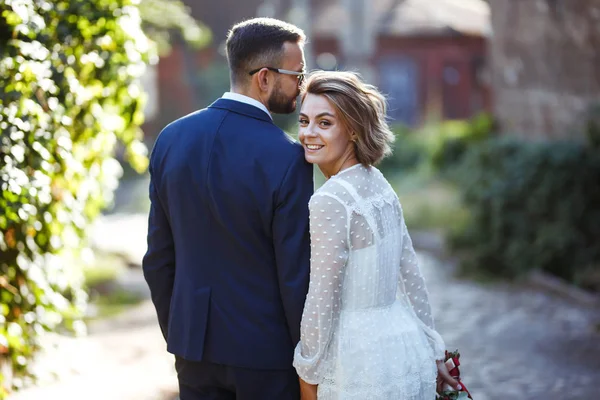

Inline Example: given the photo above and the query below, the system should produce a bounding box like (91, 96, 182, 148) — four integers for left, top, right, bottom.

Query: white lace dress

(293, 164, 445, 399)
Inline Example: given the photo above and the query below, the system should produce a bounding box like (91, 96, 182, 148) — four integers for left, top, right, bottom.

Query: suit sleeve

(272, 152, 314, 346)
(142, 154, 176, 341)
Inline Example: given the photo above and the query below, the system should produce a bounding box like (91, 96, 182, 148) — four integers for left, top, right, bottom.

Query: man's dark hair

(226, 18, 305, 87)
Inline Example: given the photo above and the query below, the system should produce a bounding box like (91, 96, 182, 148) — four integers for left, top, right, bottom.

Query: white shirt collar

(222, 92, 272, 119)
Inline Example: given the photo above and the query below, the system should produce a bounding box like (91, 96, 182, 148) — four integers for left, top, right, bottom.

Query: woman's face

(298, 93, 355, 177)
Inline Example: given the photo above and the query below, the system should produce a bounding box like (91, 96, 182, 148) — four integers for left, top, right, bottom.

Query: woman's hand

(436, 359, 460, 393)
(299, 378, 318, 400)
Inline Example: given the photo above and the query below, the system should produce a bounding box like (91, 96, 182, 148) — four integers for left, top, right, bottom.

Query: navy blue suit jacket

(142, 98, 313, 369)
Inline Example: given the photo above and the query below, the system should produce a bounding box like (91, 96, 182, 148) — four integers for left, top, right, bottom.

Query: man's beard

(268, 82, 298, 114)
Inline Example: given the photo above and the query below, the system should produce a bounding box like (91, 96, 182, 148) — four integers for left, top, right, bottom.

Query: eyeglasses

(249, 67, 305, 85)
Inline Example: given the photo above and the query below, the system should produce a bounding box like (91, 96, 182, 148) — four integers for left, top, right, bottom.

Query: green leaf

(0, 1, 208, 396)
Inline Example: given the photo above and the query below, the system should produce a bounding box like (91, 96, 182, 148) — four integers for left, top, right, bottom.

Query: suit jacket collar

(209, 98, 273, 123)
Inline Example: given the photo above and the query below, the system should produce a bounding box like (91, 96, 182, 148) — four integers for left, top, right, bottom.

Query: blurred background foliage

(379, 109, 600, 292)
(0, 0, 208, 397)
(378, 114, 492, 235)
(138, 0, 211, 55)
(447, 131, 600, 290)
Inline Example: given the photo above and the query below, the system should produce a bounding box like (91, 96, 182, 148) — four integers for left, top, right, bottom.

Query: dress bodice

(294, 164, 445, 389)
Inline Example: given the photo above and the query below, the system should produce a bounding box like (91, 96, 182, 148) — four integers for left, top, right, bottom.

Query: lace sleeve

(293, 193, 349, 384)
(398, 218, 446, 360)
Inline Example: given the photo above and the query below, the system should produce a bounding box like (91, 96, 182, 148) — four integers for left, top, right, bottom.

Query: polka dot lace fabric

(293, 164, 445, 399)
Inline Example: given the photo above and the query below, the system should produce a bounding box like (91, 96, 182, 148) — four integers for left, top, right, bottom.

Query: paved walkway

(11, 213, 600, 400)
(422, 252, 600, 400)
(11, 275, 178, 400)
(12, 212, 179, 400)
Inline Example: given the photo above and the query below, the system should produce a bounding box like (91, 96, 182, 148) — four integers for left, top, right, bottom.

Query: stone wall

(489, 0, 600, 139)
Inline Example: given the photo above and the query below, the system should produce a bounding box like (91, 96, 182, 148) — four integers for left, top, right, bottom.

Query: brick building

(145, 0, 491, 134)
(311, 0, 491, 126)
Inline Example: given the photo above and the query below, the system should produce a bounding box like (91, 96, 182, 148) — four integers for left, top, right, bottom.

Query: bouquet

(436, 350, 473, 400)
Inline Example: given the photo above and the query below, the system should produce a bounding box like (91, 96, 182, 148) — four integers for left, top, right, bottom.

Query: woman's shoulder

(311, 178, 356, 204)
(310, 189, 344, 206)
(309, 182, 354, 215)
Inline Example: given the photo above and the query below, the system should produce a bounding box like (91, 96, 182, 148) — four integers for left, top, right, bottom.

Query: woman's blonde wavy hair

(301, 70, 395, 166)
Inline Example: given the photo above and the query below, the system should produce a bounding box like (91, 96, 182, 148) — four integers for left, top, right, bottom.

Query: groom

(142, 18, 313, 399)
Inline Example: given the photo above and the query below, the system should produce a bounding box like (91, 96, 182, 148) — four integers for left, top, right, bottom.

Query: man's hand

(299, 378, 317, 400)
(436, 359, 460, 394)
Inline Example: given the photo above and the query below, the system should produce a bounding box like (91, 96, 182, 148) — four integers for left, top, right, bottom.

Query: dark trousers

(175, 356, 300, 400)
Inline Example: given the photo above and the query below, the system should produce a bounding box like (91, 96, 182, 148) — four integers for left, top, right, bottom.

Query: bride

(293, 71, 459, 399)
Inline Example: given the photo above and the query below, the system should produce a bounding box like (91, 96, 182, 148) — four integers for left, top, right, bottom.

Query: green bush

(422, 112, 494, 172)
(449, 136, 600, 285)
(393, 175, 470, 232)
(138, 0, 211, 56)
(0, 1, 155, 396)
(585, 103, 600, 150)
(379, 124, 426, 174)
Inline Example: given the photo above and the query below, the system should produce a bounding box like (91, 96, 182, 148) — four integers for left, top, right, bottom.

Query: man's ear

(256, 68, 271, 92)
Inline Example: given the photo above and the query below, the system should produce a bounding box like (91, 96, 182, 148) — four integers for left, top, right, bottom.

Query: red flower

(436, 350, 473, 400)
